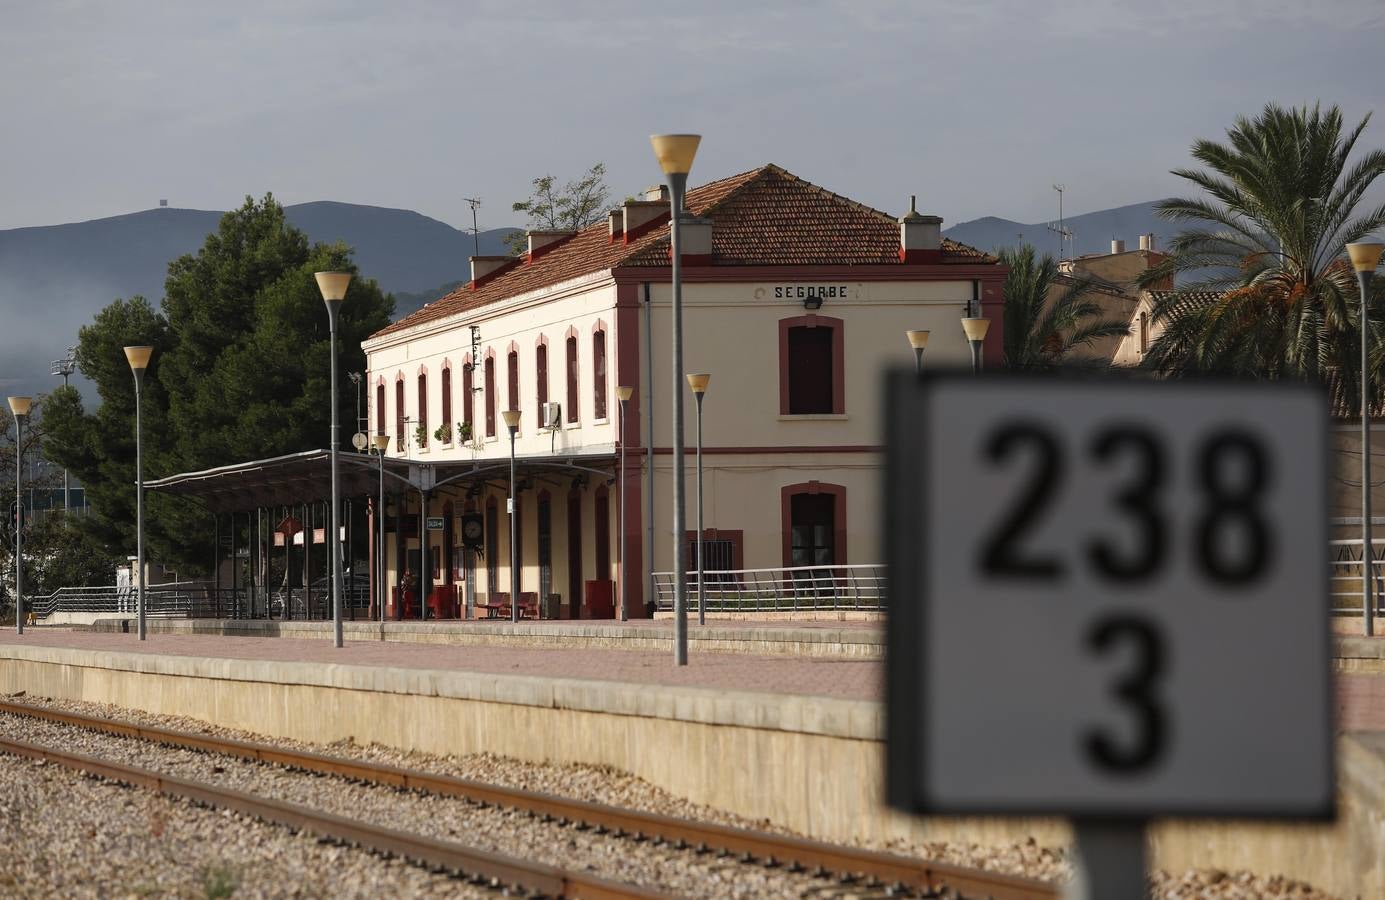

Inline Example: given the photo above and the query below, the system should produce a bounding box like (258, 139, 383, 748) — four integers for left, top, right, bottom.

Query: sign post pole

(1068, 820, 1146, 900)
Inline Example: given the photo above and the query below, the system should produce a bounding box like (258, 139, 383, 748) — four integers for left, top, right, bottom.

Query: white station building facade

(361, 164, 1004, 618)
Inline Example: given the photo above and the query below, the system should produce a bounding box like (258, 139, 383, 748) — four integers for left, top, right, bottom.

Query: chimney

(644, 184, 670, 202)
(672, 213, 713, 265)
(1139, 233, 1156, 252)
(622, 197, 671, 244)
(526, 229, 576, 262)
(469, 255, 514, 289)
(608, 209, 623, 243)
(1111, 238, 1126, 254)
(898, 195, 943, 263)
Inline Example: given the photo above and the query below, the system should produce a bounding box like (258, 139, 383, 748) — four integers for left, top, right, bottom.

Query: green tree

(1138, 103, 1385, 411)
(41, 195, 395, 572)
(998, 245, 1131, 369)
(504, 163, 611, 255)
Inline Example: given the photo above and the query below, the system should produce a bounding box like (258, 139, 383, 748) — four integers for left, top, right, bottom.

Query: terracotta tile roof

(371, 164, 995, 340)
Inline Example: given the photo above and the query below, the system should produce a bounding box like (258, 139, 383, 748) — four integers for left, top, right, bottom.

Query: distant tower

(159, 199, 168, 208)
(1047, 184, 1074, 260)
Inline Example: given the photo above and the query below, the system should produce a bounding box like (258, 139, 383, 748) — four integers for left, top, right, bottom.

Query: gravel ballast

(0, 695, 1338, 899)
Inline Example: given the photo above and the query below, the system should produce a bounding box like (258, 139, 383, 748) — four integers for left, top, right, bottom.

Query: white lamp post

(1348, 241, 1385, 636)
(616, 385, 634, 622)
(686, 374, 710, 626)
(372, 433, 390, 623)
(906, 330, 930, 373)
(961, 317, 991, 374)
(502, 408, 521, 623)
(7, 396, 31, 635)
(123, 347, 154, 640)
(651, 132, 701, 666)
(315, 271, 352, 649)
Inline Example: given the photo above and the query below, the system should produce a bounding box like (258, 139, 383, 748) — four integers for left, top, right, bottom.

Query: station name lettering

(774, 285, 849, 300)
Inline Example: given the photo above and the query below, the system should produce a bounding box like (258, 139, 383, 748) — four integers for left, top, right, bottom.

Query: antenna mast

(1047, 184, 1074, 261)
(462, 197, 482, 258)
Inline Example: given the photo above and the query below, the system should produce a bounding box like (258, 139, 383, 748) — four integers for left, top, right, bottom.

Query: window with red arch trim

(592, 329, 608, 420)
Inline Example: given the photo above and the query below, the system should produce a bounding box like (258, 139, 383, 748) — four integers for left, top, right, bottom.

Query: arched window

(592, 329, 608, 420)
(376, 383, 386, 437)
(484, 356, 496, 438)
(507, 349, 520, 418)
(440, 366, 453, 441)
(536, 344, 548, 423)
(416, 372, 429, 447)
(394, 379, 405, 450)
(781, 482, 848, 568)
(565, 336, 579, 423)
(462, 363, 474, 439)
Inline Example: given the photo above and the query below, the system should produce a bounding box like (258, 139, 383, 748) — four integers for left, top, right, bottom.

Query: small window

(376, 383, 386, 437)
(484, 357, 496, 438)
(441, 367, 453, 439)
(593, 330, 608, 420)
(566, 336, 579, 423)
(507, 350, 520, 418)
(394, 379, 405, 450)
(416, 373, 428, 447)
(791, 493, 836, 566)
(536, 344, 548, 421)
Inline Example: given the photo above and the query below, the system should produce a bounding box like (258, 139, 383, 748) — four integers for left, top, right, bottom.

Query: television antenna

(1047, 183, 1074, 261)
(462, 197, 482, 258)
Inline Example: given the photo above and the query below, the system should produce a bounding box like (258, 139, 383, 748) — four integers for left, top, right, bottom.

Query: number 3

(1083, 615, 1167, 773)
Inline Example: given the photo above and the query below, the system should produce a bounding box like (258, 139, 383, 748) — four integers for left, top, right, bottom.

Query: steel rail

(0, 731, 655, 900)
(0, 700, 1058, 899)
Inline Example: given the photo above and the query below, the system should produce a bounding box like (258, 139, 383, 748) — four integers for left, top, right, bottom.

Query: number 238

(976, 422, 1273, 774)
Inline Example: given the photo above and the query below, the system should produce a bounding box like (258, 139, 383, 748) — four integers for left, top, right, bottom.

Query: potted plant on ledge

(414, 424, 429, 450)
(434, 422, 454, 445)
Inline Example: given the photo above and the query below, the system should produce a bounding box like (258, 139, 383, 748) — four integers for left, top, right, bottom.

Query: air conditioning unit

(542, 401, 562, 429)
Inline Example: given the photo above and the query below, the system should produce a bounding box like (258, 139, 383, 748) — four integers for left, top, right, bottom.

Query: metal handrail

(1329, 539, 1385, 615)
(651, 564, 884, 612)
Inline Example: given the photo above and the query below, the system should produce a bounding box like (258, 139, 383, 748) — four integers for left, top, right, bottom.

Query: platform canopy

(145, 448, 619, 513)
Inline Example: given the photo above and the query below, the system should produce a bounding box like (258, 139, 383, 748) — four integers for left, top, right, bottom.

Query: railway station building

(147, 164, 1004, 620)
(357, 164, 1003, 618)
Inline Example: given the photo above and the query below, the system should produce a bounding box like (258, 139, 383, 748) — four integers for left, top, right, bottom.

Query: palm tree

(998, 244, 1131, 369)
(1139, 103, 1385, 413)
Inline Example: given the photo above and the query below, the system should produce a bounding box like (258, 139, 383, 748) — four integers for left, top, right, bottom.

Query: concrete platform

(82, 617, 885, 660)
(0, 630, 1380, 896)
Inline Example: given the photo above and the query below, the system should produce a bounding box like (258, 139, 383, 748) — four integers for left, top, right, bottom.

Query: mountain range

(0, 197, 1175, 401)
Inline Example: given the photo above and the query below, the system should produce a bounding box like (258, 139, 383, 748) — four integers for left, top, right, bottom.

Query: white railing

(1330, 539, 1385, 615)
(27, 582, 240, 620)
(651, 564, 884, 612)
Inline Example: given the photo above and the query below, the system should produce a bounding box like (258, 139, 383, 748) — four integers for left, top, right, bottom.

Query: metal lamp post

(616, 385, 634, 622)
(8, 396, 32, 634)
(315, 271, 352, 649)
(1348, 241, 1385, 637)
(686, 374, 710, 626)
(961, 317, 991, 374)
(651, 132, 701, 666)
(124, 346, 154, 640)
(502, 409, 521, 623)
(372, 434, 390, 623)
(906, 330, 930, 374)
(52, 348, 77, 512)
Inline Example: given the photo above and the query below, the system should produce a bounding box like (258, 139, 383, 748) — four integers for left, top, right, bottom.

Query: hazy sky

(3, 0, 1384, 232)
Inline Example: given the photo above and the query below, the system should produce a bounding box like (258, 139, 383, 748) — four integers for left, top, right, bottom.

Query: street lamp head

(123, 345, 154, 372)
(686, 373, 711, 395)
(906, 330, 931, 350)
(615, 385, 634, 403)
(1347, 242, 1385, 273)
(371, 434, 391, 453)
(7, 396, 32, 418)
(314, 271, 353, 303)
(650, 134, 701, 176)
(501, 409, 521, 433)
(960, 317, 992, 342)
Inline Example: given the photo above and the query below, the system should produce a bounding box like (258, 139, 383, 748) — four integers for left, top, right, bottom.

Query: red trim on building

(590, 317, 607, 334)
(564, 325, 579, 341)
(652, 445, 881, 455)
(780, 481, 847, 568)
(506, 339, 519, 354)
(778, 314, 845, 416)
(898, 248, 943, 264)
(613, 263, 1007, 284)
(534, 333, 549, 349)
(614, 284, 642, 450)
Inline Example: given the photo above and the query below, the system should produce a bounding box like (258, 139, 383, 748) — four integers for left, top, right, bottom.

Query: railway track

(0, 699, 1059, 899)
